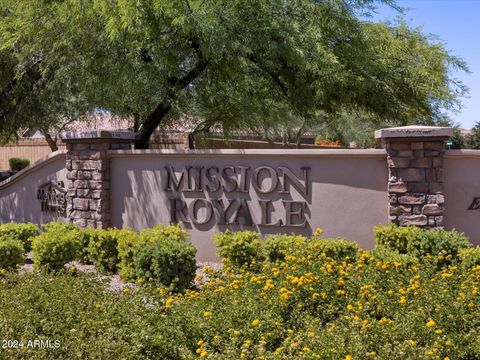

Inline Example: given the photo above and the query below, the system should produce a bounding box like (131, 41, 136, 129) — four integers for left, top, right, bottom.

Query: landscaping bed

(0, 223, 480, 359)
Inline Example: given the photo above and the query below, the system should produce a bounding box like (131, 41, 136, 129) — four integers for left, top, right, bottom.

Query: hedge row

(2, 221, 480, 290)
(0, 221, 196, 292)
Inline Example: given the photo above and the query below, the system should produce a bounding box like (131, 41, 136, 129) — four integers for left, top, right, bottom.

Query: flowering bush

(0, 222, 39, 252)
(2, 224, 480, 359)
(213, 230, 264, 268)
(262, 234, 308, 262)
(374, 224, 471, 265)
(0, 239, 24, 269)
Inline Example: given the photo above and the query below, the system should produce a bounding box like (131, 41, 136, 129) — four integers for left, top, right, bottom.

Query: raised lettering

(283, 200, 307, 227)
(205, 166, 221, 192)
(278, 166, 310, 196)
(252, 166, 278, 194)
(259, 200, 283, 227)
(222, 166, 238, 193)
(188, 199, 214, 225)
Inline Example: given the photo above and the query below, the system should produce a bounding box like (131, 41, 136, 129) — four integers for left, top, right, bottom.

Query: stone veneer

(61, 131, 135, 228)
(375, 126, 453, 228)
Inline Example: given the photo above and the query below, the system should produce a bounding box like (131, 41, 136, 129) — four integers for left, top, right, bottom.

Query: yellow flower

(199, 350, 208, 358)
(435, 329, 443, 335)
(251, 319, 260, 327)
(400, 296, 407, 305)
(203, 311, 212, 318)
(123, 287, 130, 294)
(233, 330, 241, 336)
(426, 320, 436, 328)
(302, 347, 310, 352)
(408, 339, 416, 347)
(197, 339, 204, 346)
(213, 335, 220, 342)
(165, 298, 174, 308)
(345, 355, 353, 360)
(95, 304, 101, 309)
(313, 227, 324, 237)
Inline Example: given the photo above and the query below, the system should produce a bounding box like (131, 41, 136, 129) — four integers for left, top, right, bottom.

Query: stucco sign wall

(0, 151, 67, 225)
(109, 150, 388, 261)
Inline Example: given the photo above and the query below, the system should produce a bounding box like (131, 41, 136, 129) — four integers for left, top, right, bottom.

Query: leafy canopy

(0, 0, 468, 148)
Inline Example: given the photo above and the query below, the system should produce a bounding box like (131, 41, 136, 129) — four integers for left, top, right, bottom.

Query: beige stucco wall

(0, 151, 67, 225)
(444, 150, 480, 245)
(110, 149, 389, 261)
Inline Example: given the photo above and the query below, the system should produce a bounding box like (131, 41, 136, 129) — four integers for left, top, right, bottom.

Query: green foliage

(140, 223, 189, 243)
(369, 245, 418, 267)
(86, 229, 118, 273)
(374, 223, 422, 254)
(262, 234, 308, 263)
(0, 239, 24, 269)
(133, 236, 196, 292)
(374, 224, 471, 264)
(0, 0, 468, 148)
(8, 157, 30, 171)
(213, 231, 264, 268)
(2, 230, 480, 359)
(115, 228, 142, 281)
(467, 121, 480, 149)
(409, 229, 471, 262)
(32, 221, 81, 272)
(458, 247, 480, 269)
(0, 272, 179, 359)
(305, 238, 359, 260)
(0, 222, 39, 252)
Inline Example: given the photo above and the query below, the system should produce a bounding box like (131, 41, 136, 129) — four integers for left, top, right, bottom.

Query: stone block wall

(382, 137, 448, 228)
(62, 131, 135, 229)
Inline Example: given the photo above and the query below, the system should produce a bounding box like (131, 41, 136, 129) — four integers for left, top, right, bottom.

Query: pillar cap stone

(60, 130, 136, 142)
(374, 125, 453, 140)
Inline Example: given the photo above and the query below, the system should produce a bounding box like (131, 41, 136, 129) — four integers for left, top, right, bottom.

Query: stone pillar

(61, 131, 135, 229)
(375, 126, 453, 229)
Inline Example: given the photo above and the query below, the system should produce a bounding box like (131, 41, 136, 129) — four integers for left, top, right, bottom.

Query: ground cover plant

(0, 223, 479, 359)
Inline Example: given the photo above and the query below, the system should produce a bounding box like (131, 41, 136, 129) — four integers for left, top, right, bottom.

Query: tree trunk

(42, 131, 58, 152)
(134, 103, 171, 149)
(135, 51, 209, 149)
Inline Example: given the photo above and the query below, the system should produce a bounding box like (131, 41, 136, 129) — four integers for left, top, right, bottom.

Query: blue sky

(372, 0, 480, 129)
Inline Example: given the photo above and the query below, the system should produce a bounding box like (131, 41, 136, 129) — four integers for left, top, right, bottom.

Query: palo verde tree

(0, 0, 468, 149)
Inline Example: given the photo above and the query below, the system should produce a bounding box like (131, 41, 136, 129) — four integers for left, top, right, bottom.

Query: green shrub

(8, 157, 30, 171)
(133, 236, 196, 292)
(140, 223, 189, 243)
(374, 223, 422, 254)
(116, 228, 143, 281)
(77, 228, 94, 262)
(86, 229, 119, 273)
(305, 237, 359, 260)
(374, 224, 471, 264)
(32, 221, 81, 271)
(262, 234, 308, 262)
(0, 240, 24, 269)
(0, 222, 39, 252)
(213, 230, 263, 267)
(409, 228, 471, 262)
(458, 247, 480, 269)
(369, 245, 418, 267)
